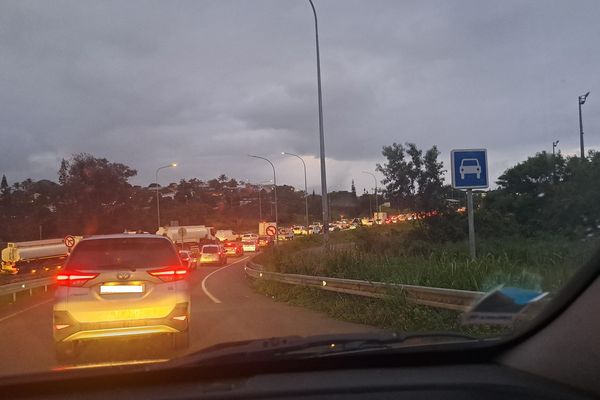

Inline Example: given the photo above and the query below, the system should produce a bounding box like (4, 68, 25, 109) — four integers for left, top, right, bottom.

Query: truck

(1, 237, 82, 274)
(156, 225, 217, 253)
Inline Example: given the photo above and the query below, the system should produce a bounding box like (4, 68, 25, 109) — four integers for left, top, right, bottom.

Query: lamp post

(362, 171, 378, 216)
(579, 91, 590, 159)
(308, 0, 329, 240)
(155, 163, 177, 230)
(552, 140, 559, 183)
(282, 152, 309, 231)
(257, 179, 273, 222)
(249, 155, 278, 244)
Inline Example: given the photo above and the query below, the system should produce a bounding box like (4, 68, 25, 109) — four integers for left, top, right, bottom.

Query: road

(0, 255, 377, 376)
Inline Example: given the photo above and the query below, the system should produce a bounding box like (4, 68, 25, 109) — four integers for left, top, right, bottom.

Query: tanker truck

(156, 225, 217, 253)
(1, 237, 82, 274)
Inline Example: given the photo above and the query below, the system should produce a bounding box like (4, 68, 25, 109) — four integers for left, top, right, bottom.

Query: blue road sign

(451, 149, 488, 189)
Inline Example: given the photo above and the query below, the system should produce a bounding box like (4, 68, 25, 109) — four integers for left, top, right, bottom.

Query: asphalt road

(0, 255, 377, 376)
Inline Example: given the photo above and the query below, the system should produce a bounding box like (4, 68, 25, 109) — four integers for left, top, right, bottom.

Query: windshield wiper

(166, 332, 487, 368)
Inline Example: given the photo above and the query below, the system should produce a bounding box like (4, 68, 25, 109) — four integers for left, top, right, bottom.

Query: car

(459, 158, 482, 179)
(258, 235, 274, 247)
(199, 244, 227, 266)
(292, 226, 304, 235)
(242, 239, 258, 252)
(178, 250, 197, 270)
(223, 241, 244, 257)
(241, 233, 259, 242)
(53, 234, 190, 361)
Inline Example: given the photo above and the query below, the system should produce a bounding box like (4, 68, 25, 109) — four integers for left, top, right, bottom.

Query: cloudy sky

(1, 0, 599, 194)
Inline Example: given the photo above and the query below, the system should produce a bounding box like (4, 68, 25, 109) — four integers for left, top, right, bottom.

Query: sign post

(451, 149, 489, 261)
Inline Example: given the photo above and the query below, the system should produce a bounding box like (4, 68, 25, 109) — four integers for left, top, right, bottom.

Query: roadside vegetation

(251, 144, 600, 334)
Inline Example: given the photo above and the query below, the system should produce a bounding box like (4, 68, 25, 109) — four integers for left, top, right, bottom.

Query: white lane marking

(201, 256, 250, 304)
(0, 297, 53, 323)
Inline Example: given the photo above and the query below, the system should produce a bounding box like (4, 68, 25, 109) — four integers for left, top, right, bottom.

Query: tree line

(0, 153, 375, 241)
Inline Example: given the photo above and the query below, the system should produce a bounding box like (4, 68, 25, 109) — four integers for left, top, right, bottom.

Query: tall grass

(255, 228, 599, 293)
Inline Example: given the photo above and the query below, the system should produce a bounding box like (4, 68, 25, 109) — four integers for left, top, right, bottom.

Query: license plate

(100, 284, 144, 294)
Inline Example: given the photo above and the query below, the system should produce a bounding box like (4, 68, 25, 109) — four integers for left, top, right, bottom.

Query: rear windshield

(243, 240, 255, 244)
(223, 242, 237, 247)
(462, 159, 478, 166)
(66, 238, 179, 270)
(202, 246, 219, 253)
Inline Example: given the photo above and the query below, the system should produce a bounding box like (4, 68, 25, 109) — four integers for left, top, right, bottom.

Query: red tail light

(148, 265, 188, 282)
(56, 271, 99, 287)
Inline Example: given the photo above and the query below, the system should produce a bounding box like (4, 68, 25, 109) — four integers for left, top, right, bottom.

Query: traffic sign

(451, 149, 489, 189)
(265, 225, 277, 237)
(63, 235, 76, 248)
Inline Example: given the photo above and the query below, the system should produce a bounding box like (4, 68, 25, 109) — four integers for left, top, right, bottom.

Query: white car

(53, 234, 190, 361)
(459, 158, 482, 179)
(241, 233, 258, 242)
(242, 240, 258, 252)
(199, 245, 227, 266)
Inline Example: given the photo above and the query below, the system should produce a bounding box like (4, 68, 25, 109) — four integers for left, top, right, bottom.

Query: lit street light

(308, 0, 329, 241)
(155, 163, 177, 230)
(362, 171, 378, 215)
(282, 152, 309, 232)
(579, 91, 590, 159)
(248, 155, 278, 244)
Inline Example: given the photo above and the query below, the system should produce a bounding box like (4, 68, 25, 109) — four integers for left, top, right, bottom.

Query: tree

(56, 153, 137, 235)
(376, 142, 447, 215)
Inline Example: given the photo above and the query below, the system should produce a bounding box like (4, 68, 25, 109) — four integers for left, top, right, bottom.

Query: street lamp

(248, 155, 278, 244)
(362, 171, 378, 215)
(257, 179, 273, 222)
(155, 163, 177, 230)
(552, 140, 559, 183)
(579, 91, 590, 159)
(282, 152, 309, 231)
(308, 0, 329, 241)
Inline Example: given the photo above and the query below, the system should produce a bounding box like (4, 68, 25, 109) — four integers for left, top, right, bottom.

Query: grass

(255, 227, 598, 293)
(251, 225, 599, 335)
(253, 280, 509, 337)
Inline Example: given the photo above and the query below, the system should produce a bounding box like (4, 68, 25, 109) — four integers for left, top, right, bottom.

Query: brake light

(56, 271, 99, 287)
(148, 265, 188, 282)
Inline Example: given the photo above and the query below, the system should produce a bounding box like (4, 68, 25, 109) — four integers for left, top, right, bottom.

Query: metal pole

(249, 155, 278, 245)
(282, 152, 309, 232)
(258, 186, 262, 221)
(362, 171, 378, 216)
(466, 189, 476, 260)
(579, 91, 590, 159)
(579, 100, 584, 159)
(308, 0, 329, 241)
(552, 140, 559, 183)
(155, 168, 161, 230)
(155, 163, 177, 231)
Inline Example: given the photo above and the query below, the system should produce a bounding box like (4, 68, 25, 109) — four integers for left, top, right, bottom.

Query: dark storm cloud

(0, 0, 598, 193)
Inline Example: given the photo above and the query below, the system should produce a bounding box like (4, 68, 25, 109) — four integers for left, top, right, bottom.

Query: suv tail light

(56, 271, 99, 287)
(148, 265, 188, 282)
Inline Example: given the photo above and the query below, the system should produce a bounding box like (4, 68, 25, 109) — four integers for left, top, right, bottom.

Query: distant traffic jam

(0, 211, 447, 276)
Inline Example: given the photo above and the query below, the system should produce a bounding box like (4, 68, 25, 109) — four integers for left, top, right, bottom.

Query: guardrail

(245, 261, 484, 312)
(0, 276, 55, 303)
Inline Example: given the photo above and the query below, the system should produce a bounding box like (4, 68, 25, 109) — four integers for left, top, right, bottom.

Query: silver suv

(53, 234, 190, 361)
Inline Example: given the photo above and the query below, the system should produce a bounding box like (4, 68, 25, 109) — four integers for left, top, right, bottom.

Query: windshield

(0, 0, 598, 380)
(66, 238, 179, 269)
